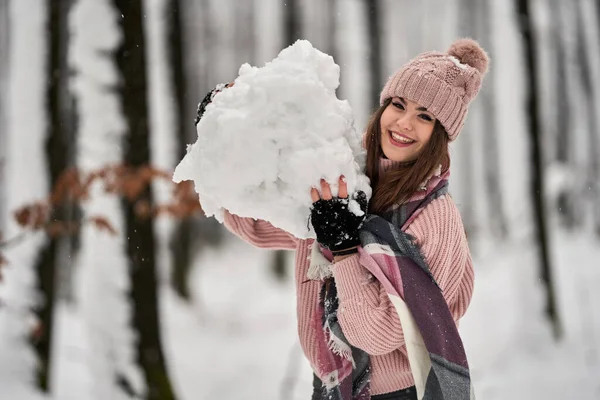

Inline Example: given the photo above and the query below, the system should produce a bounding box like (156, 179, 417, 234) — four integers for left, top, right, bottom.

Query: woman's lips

(388, 130, 416, 148)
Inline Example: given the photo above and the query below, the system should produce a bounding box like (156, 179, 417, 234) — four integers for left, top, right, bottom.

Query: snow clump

(173, 40, 371, 239)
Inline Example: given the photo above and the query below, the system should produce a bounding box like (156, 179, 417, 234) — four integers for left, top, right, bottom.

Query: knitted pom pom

(447, 38, 489, 75)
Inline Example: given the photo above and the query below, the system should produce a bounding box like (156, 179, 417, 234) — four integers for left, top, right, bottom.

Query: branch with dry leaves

(0, 164, 203, 275)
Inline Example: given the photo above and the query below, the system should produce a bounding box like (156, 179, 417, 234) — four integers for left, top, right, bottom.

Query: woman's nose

(396, 115, 413, 131)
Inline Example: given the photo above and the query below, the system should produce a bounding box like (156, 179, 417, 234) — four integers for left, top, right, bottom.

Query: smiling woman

(304, 39, 487, 400)
(201, 38, 489, 400)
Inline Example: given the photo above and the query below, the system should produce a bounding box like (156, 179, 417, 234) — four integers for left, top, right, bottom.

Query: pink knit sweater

(223, 195, 474, 395)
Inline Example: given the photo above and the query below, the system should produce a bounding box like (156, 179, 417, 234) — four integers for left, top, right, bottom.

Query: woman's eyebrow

(399, 97, 430, 112)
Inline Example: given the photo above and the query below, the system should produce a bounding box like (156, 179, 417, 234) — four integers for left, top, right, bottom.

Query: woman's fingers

(320, 179, 333, 200)
(310, 187, 321, 203)
(311, 177, 346, 203)
(338, 175, 348, 198)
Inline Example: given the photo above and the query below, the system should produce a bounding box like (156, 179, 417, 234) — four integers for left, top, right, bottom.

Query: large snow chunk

(173, 40, 371, 239)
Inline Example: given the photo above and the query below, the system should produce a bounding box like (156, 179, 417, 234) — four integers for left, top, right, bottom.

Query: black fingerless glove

(195, 82, 231, 126)
(310, 191, 368, 253)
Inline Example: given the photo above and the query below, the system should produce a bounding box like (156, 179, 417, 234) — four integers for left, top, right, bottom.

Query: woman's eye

(392, 102, 405, 110)
(419, 114, 433, 122)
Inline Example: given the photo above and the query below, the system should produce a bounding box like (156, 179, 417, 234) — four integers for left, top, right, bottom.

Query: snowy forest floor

(48, 226, 600, 400)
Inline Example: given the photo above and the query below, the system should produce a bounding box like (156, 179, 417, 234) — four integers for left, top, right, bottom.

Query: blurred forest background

(1, 0, 600, 399)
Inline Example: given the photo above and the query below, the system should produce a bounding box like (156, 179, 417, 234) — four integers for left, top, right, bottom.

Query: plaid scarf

(309, 173, 474, 400)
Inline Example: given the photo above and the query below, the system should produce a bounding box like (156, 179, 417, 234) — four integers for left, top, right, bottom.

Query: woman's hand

(309, 176, 368, 258)
(195, 82, 235, 126)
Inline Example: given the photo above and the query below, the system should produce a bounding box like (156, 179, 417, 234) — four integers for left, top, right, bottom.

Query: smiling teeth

(391, 132, 415, 143)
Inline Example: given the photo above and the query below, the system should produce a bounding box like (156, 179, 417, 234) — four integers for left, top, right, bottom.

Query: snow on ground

(158, 227, 600, 400)
(161, 233, 313, 400)
(51, 304, 94, 400)
(460, 228, 600, 400)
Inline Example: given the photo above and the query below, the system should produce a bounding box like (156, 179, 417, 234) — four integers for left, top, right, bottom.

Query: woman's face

(379, 97, 436, 162)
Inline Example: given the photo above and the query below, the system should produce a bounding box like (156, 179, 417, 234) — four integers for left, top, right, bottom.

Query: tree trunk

(0, 0, 8, 230)
(578, 0, 600, 237)
(365, 0, 382, 112)
(57, 0, 81, 304)
(552, 0, 578, 228)
(165, 0, 194, 300)
(458, 0, 509, 240)
(476, 0, 508, 240)
(235, 0, 255, 66)
(284, 0, 301, 46)
(113, 1, 177, 398)
(326, 0, 338, 62)
(593, 2, 600, 237)
(515, 0, 561, 339)
(456, 0, 478, 241)
(32, 0, 73, 389)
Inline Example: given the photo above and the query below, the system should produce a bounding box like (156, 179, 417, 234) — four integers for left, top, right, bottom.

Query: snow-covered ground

(462, 228, 600, 399)
(40, 223, 600, 400)
(161, 240, 312, 400)
(154, 227, 600, 400)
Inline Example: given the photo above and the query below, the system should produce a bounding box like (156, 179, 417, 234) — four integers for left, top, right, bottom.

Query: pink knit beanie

(379, 38, 489, 141)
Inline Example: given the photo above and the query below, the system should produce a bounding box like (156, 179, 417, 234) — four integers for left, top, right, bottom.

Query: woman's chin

(381, 138, 418, 163)
(382, 148, 412, 163)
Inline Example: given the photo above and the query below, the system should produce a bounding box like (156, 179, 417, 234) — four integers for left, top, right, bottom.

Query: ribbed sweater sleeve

(295, 240, 323, 371)
(222, 210, 298, 250)
(330, 195, 474, 355)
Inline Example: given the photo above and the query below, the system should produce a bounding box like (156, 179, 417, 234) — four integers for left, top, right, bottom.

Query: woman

(200, 38, 487, 400)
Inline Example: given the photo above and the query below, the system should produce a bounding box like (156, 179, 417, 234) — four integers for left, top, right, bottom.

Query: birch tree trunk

(71, 0, 147, 397)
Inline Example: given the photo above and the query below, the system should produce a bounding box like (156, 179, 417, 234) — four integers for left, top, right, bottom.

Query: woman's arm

(223, 210, 298, 250)
(404, 195, 474, 316)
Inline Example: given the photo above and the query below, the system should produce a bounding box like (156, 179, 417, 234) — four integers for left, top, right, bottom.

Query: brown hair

(365, 98, 450, 214)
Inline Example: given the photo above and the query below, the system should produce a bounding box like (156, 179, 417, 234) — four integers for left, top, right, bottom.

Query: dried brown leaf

(13, 203, 49, 229)
(89, 216, 117, 236)
(50, 168, 81, 205)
